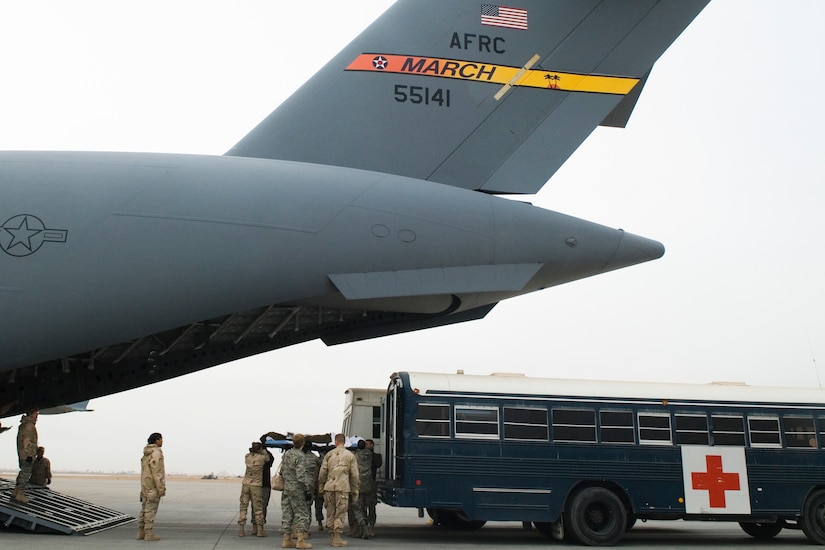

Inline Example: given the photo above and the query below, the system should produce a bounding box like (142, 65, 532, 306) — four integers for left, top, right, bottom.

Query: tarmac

(0, 475, 815, 549)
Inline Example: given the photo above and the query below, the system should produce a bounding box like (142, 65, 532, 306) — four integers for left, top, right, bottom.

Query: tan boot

(282, 532, 296, 548)
(12, 487, 29, 504)
(143, 529, 160, 541)
(317, 521, 324, 532)
(296, 532, 313, 549)
(137, 527, 145, 540)
(330, 532, 348, 547)
(256, 524, 267, 537)
(238, 524, 245, 537)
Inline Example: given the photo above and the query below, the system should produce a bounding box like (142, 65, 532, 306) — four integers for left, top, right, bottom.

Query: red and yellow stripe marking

(346, 53, 639, 96)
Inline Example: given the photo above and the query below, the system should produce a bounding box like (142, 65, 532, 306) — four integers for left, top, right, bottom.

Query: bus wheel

(567, 487, 627, 546)
(625, 515, 637, 532)
(739, 521, 782, 539)
(802, 489, 825, 544)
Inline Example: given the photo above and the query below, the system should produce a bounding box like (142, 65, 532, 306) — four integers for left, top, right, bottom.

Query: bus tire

(739, 521, 782, 539)
(802, 489, 825, 544)
(567, 487, 627, 546)
(625, 515, 637, 532)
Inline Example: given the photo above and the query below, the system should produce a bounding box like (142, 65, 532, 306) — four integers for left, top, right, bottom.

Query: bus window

(638, 412, 672, 445)
(711, 415, 745, 446)
(675, 414, 709, 445)
(818, 417, 825, 448)
(552, 409, 596, 443)
(748, 416, 781, 448)
(455, 406, 499, 439)
(372, 405, 381, 439)
(599, 410, 634, 444)
(503, 407, 548, 441)
(783, 416, 816, 448)
(416, 403, 450, 437)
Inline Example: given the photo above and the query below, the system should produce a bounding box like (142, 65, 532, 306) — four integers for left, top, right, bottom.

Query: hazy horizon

(1, 1, 823, 477)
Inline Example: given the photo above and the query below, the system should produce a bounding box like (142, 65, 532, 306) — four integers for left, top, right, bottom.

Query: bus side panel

(747, 449, 825, 516)
(391, 442, 690, 522)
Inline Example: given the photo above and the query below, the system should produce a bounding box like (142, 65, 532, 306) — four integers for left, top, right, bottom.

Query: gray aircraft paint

(230, 0, 710, 194)
(0, 0, 709, 416)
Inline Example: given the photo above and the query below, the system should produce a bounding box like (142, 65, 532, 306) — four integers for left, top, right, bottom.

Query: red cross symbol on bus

(691, 454, 740, 508)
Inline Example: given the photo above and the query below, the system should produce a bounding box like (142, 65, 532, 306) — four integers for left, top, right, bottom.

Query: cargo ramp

(1, 479, 134, 535)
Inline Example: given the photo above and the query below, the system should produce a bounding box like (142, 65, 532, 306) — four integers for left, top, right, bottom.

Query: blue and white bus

(378, 371, 825, 546)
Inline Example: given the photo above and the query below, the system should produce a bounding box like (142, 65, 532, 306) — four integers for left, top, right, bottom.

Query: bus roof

(395, 372, 825, 408)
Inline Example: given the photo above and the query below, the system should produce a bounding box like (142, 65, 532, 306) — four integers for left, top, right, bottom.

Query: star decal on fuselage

(1, 214, 68, 257)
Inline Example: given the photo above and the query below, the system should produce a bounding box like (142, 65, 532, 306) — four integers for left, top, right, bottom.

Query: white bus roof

(397, 371, 825, 408)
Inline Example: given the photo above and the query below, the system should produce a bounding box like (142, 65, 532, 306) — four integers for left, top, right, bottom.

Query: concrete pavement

(0, 475, 813, 548)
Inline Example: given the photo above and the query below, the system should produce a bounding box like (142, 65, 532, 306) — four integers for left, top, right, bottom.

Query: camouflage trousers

(361, 485, 378, 527)
(15, 458, 33, 487)
(323, 491, 350, 534)
(281, 490, 310, 534)
(239, 484, 264, 526)
(348, 494, 369, 534)
(138, 493, 161, 530)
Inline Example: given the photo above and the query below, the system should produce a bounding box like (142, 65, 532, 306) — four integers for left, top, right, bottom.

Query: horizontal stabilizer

(329, 264, 542, 300)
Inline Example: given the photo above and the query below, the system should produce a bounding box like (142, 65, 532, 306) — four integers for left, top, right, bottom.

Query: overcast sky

(1, 1, 824, 478)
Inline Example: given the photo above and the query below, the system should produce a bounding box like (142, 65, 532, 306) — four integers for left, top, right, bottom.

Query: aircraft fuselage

(0, 151, 662, 372)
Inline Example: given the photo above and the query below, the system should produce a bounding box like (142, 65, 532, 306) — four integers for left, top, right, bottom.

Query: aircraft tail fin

(228, 0, 709, 194)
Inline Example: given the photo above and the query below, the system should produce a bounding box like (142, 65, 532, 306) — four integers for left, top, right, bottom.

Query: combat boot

(143, 529, 160, 541)
(296, 532, 313, 549)
(256, 524, 267, 537)
(330, 532, 348, 547)
(12, 487, 29, 504)
(238, 524, 245, 537)
(136, 527, 145, 540)
(282, 532, 296, 548)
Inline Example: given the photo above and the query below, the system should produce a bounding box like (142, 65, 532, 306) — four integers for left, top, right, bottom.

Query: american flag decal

(481, 4, 528, 31)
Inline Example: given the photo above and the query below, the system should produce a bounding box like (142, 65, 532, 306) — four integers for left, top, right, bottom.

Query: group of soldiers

(8, 407, 53, 505)
(5, 413, 380, 548)
(239, 432, 381, 548)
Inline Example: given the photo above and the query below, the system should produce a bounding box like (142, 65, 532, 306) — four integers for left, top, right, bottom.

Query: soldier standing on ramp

(13, 407, 38, 504)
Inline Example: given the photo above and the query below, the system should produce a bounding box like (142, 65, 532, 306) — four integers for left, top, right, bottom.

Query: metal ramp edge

(1, 478, 135, 535)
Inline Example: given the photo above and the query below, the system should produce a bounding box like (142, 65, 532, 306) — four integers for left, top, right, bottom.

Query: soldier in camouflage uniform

(318, 433, 360, 547)
(13, 407, 38, 504)
(365, 439, 381, 535)
(239, 441, 268, 538)
(138, 432, 166, 541)
(281, 433, 313, 549)
(301, 441, 322, 534)
(30, 446, 52, 486)
(350, 440, 374, 538)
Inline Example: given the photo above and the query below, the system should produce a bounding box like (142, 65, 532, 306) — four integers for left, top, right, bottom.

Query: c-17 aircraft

(0, 0, 709, 417)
